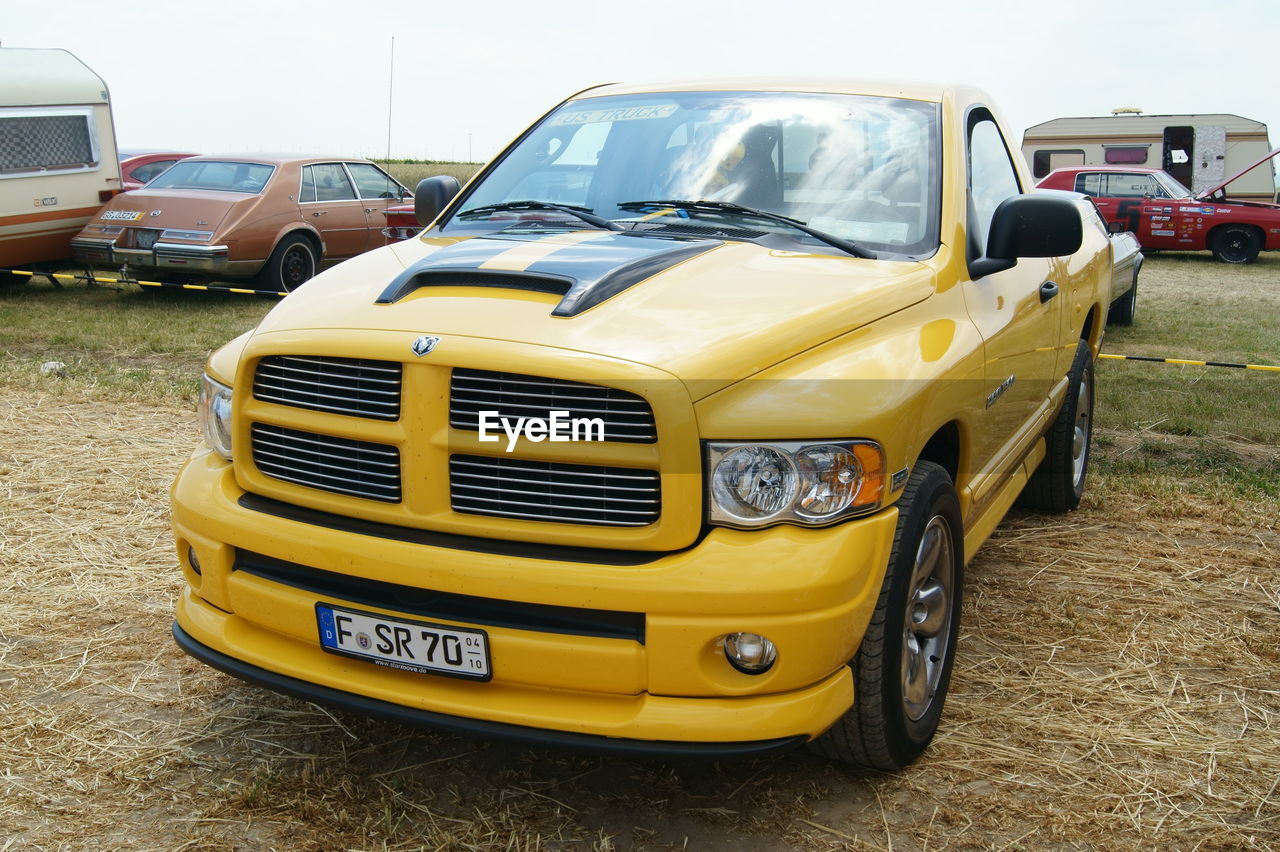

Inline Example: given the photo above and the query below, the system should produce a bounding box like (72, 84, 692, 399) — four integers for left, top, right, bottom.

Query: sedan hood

(91, 189, 257, 233)
(253, 231, 936, 397)
(1197, 146, 1280, 200)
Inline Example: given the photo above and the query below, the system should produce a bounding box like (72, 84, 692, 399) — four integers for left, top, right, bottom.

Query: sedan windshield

(1156, 171, 1194, 198)
(449, 91, 940, 258)
(147, 160, 275, 194)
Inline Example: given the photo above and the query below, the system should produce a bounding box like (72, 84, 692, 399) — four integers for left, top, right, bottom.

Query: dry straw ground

(2, 257, 1278, 850)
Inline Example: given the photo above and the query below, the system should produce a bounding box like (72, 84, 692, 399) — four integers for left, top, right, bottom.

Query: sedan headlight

(199, 374, 233, 460)
(707, 440, 885, 528)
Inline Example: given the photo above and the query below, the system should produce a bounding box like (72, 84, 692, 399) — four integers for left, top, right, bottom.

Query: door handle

(312, 211, 327, 217)
(1039, 281, 1059, 303)
(364, 208, 377, 214)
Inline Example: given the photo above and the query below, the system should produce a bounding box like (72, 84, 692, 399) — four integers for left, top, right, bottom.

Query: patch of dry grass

(2, 387, 1277, 850)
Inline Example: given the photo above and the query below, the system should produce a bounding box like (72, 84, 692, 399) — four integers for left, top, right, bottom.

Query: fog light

(187, 547, 201, 575)
(723, 632, 777, 674)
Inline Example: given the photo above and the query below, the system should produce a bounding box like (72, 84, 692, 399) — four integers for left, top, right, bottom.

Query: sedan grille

(253, 356, 401, 420)
(450, 455, 660, 527)
(251, 423, 401, 502)
(450, 369, 656, 443)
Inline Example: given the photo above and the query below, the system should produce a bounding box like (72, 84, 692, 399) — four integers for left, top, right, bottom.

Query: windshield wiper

(456, 200, 623, 231)
(617, 199, 876, 259)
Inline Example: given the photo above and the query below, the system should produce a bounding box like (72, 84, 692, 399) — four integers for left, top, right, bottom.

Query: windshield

(448, 91, 941, 258)
(147, 160, 275, 194)
(1156, 171, 1193, 198)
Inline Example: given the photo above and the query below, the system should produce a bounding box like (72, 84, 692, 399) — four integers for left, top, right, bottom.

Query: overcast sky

(4, 0, 1276, 170)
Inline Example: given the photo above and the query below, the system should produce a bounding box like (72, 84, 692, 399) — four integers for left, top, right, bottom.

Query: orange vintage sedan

(71, 154, 411, 290)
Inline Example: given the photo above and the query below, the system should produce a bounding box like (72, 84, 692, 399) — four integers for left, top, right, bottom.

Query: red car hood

(1197, 146, 1280, 201)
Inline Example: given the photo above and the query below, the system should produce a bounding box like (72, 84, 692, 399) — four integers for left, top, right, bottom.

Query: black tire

(1210, 225, 1260, 264)
(1107, 266, 1138, 326)
(1021, 338, 1094, 512)
(257, 233, 317, 292)
(809, 461, 964, 770)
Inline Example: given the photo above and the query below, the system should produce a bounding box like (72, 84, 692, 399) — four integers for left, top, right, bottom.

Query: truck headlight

(707, 440, 885, 528)
(199, 374, 233, 460)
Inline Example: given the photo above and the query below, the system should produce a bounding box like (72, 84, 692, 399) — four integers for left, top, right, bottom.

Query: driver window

(346, 162, 403, 199)
(967, 114, 1021, 257)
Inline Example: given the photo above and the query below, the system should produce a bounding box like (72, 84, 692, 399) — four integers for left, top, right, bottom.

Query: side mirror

(1106, 220, 1126, 235)
(414, 175, 462, 226)
(971, 194, 1084, 279)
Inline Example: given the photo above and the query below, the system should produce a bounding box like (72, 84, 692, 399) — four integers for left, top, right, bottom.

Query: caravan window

(0, 109, 100, 176)
(1031, 148, 1084, 178)
(1104, 146, 1149, 165)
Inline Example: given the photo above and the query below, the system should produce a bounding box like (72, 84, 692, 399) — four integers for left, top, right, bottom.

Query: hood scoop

(378, 232, 720, 317)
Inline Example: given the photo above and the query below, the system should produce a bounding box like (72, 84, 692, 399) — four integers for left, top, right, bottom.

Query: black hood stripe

(378, 232, 720, 316)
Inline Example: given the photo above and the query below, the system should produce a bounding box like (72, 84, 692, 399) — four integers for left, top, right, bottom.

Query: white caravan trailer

(1, 48, 120, 269)
(1022, 113, 1275, 201)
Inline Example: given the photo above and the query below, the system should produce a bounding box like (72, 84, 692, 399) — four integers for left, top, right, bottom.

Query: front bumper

(172, 448, 898, 748)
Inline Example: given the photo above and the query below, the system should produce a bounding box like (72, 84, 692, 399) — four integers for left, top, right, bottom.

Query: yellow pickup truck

(172, 80, 1114, 769)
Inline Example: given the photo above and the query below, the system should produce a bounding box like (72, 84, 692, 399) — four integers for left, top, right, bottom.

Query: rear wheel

(257, 234, 317, 292)
(1021, 338, 1094, 512)
(1107, 266, 1138, 326)
(809, 461, 963, 770)
(1211, 225, 1260, 264)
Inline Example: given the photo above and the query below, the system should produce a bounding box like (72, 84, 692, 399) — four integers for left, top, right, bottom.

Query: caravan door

(1192, 126, 1226, 195)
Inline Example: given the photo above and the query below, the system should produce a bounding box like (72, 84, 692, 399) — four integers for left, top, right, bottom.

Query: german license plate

(316, 604, 491, 681)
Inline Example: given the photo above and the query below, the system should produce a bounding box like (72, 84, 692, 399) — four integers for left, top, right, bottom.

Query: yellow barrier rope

(3, 267, 285, 297)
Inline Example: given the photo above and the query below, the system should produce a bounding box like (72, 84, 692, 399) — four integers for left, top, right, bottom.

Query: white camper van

(1022, 113, 1275, 202)
(1, 48, 120, 270)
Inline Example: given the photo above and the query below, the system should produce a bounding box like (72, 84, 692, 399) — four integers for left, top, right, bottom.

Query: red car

(1035, 148, 1280, 263)
(381, 202, 420, 243)
(118, 149, 197, 192)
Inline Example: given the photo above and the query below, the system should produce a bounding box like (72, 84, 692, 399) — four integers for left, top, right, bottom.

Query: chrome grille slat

(451, 388, 651, 409)
(450, 400, 653, 420)
(250, 431, 400, 463)
(267, 355, 401, 376)
(254, 355, 402, 420)
(450, 454, 660, 527)
(451, 482, 659, 505)
(253, 448, 400, 480)
(449, 458, 656, 481)
(261, 362, 401, 386)
(451, 470, 658, 493)
(258, 374, 400, 396)
(253, 394, 399, 420)
(454, 494, 658, 516)
(251, 424, 401, 502)
(450, 369, 656, 443)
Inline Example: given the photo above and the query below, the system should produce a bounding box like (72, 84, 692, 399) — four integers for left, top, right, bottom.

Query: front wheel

(809, 461, 964, 770)
(1211, 226, 1260, 264)
(257, 234, 317, 292)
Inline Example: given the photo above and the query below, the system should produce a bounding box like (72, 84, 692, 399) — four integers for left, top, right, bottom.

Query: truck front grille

(449, 454, 660, 526)
(251, 423, 401, 502)
(253, 356, 401, 420)
(450, 369, 656, 443)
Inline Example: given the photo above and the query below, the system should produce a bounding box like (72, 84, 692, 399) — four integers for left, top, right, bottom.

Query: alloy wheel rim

(901, 514, 955, 722)
(1072, 365, 1092, 488)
